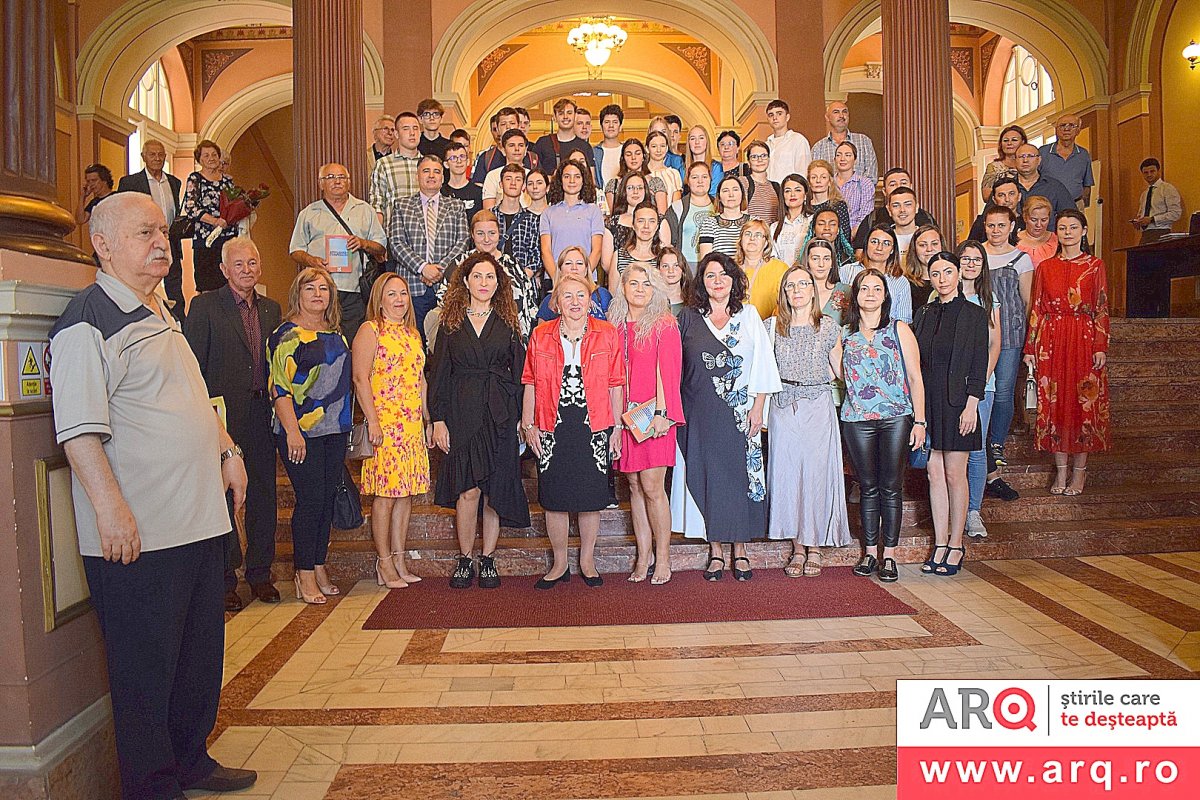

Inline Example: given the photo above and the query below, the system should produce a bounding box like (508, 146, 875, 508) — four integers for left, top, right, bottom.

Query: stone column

(882, 0, 955, 241)
(293, 0, 369, 210)
(0, 0, 87, 263)
(775, 0, 827, 143)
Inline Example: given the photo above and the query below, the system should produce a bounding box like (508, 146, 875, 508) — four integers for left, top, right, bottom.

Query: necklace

(562, 319, 587, 344)
(466, 307, 491, 318)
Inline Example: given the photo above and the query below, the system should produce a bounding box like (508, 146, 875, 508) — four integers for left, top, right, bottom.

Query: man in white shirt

(594, 104, 624, 188)
(764, 99, 812, 184)
(117, 139, 185, 319)
(887, 186, 920, 261)
(482, 130, 530, 209)
(1133, 158, 1184, 245)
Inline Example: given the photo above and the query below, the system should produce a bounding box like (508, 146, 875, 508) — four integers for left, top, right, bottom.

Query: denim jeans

(989, 347, 1022, 453)
(968, 391, 995, 512)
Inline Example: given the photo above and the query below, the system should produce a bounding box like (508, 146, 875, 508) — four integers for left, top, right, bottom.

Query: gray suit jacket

(387, 193, 469, 297)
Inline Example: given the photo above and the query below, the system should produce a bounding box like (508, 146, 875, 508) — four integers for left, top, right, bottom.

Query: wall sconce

(1185, 40, 1200, 70)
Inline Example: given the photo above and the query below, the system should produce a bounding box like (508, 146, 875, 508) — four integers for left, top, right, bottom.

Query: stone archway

(201, 74, 293, 146)
(77, 0, 383, 120)
(823, 0, 1108, 109)
(432, 0, 777, 128)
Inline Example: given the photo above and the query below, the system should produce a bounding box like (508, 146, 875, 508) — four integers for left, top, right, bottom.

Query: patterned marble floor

(189, 551, 1200, 799)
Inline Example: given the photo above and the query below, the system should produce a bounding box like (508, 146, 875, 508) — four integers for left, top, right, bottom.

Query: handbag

(346, 420, 374, 461)
(168, 215, 195, 239)
(332, 463, 364, 529)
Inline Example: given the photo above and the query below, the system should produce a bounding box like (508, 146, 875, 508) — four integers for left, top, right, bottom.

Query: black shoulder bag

(322, 199, 383, 302)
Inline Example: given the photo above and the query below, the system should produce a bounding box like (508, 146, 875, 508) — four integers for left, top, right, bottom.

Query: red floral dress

(1023, 254, 1110, 453)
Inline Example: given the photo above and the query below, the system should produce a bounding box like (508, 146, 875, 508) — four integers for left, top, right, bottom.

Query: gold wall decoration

(37, 456, 90, 632)
(951, 47, 975, 86)
(476, 44, 528, 93)
(659, 42, 713, 92)
(201, 48, 252, 98)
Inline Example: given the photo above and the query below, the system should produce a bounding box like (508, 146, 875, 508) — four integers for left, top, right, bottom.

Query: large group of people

(55, 95, 1128, 798)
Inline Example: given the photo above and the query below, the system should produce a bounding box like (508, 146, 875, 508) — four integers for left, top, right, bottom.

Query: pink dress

(617, 319, 685, 472)
(1017, 232, 1059, 268)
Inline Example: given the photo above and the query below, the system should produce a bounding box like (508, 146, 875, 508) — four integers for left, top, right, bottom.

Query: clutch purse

(346, 421, 374, 461)
(621, 399, 657, 443)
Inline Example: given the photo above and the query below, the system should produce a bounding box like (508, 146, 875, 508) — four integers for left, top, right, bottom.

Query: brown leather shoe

(224, 590, 243, 612)
(182, 764, 257, 792)
(250, 581, 281, 603)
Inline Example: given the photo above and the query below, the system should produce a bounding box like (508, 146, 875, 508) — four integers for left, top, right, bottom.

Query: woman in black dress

(521, 274, 625, 588)
(912, 251, 989, 577)
(429, 252, 530, 590)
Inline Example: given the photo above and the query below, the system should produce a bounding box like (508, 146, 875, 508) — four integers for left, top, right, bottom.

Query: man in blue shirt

(1037, 114, 1093, 208)
(1014, 144, 1076, 216)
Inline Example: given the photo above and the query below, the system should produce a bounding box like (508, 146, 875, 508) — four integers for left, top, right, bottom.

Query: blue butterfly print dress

(670, 305, 782, 542)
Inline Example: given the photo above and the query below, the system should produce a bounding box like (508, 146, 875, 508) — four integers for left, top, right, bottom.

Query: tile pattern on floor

(188, 552, 1200, 799)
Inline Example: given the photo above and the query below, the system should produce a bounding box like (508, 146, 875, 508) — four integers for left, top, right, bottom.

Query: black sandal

(732, 556, 753, 581)
(878, 557, 899, 583)
(703, 555, 725, 581)
(852, 554, 877, 577)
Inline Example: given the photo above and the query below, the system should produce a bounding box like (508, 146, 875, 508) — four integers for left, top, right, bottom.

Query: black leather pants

(842, 415, 913, 548)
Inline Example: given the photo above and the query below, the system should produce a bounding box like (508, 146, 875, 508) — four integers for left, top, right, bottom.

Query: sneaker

(449, 555, 475, 589)
(848, 482, 861, 504)
(478, 554, 500, 589)
(989, 442, 1007, 467)
(965, 510, 988, 538)
(985, 477, 1020, 501)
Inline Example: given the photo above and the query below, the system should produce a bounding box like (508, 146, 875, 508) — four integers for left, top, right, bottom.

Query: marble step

(270, 514, 1200, 580)
(1109, 318, 1200, 339)
(1107, 339, 1200, 361)
(272, 481, 1200, 548)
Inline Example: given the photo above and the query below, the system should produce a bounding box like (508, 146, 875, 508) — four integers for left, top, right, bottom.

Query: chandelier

(566, 17, 627, 77)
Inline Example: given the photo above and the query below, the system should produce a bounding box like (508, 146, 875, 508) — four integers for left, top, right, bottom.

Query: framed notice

(37, 456, 90, 632)
(325, 234, 352, 273)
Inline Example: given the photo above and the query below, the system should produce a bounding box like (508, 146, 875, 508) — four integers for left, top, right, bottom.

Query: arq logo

(920, 686, 1038, 731)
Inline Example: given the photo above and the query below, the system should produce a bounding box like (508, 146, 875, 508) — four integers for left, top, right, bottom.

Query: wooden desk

(1118, 234, 1200, 317)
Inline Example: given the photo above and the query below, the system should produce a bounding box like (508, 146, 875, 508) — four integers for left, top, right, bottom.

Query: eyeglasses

(785, 280, 814, 289)
(419, 111, 443, 119)
(959, 256, 984, 265)
(1058, 122, 1079, 129)
(743, 231, 767, 240)
(319, 175, 350, 182)
(1016, 154, 1039, 160)
(748, 153, 770, 161)
(446, 154, 467, 163)
(867, 238, 893, 247)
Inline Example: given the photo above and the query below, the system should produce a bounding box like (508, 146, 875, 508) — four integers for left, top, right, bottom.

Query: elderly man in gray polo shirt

(49, 192, 254, 799)
(289, 162, 386, 343)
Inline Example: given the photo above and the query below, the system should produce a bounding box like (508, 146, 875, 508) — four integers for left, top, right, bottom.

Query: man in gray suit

(118, 139, 185, 319)
(183, 237, 282, 611)
(388, 154, 469, 336)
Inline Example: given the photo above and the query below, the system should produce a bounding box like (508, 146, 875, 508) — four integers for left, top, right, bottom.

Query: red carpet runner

(362, 567, 916, 630)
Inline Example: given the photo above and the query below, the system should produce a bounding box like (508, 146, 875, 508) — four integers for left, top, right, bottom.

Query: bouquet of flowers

(205, 182, 271, 246)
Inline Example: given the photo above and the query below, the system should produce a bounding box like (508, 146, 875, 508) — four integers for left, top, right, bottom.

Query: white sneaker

(966, 510, 988, 538)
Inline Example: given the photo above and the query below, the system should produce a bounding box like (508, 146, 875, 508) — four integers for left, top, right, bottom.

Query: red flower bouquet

(205, 183, 271, 245)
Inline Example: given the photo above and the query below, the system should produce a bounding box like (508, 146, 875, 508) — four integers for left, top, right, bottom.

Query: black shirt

(967, 211, 1024, 245)
(418, 135, 451, 161)
(442, 181, 483, 224)
(531, 135, 595, 174)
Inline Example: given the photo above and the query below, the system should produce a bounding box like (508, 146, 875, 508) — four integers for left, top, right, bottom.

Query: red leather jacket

(522, 317, 625, 432)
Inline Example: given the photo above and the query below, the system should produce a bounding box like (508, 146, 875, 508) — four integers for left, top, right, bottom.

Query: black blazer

(912, 295, 989, 410)
(118, 169, 184, 265)
(183, 284, 282, 436)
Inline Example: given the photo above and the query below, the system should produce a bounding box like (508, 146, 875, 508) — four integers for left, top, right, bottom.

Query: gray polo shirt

(49, 271, 230, 556)
(289, 194, 387, 293)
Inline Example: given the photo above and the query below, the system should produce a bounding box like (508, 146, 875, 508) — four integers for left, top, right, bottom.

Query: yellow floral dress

(360, 320, 431, 497)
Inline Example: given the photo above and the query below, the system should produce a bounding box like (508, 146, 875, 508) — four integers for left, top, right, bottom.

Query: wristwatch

(653, 409, 668, 418)
(522, 422, 536, 432)
(913, 420, 928, 428)
(220, 444, 244, 464)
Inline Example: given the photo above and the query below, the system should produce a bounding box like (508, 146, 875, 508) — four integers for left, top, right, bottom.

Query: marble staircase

(270, 318, 1200, 580)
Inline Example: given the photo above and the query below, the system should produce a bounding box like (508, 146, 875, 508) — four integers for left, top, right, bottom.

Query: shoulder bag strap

(322, 199, 367, 270)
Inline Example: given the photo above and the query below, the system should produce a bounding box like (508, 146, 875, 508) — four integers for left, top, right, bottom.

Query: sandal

(1049, 464, 1069, 495)
(934, 546, 966, 576)
(703, 555, 725, 581)
(920, 544, 950, 574)
(1063, 466, 1087, 496)
(878, 557, 900, 583)
(802, 548, 823, 577)
(650, 566, 672, 585)
(732, 556, 753, 581)
(784, 549, 806, 578)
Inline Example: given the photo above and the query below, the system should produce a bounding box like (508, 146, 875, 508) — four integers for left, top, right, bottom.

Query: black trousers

(165, 253, 185, 321)
(224, 394, 277, 590)
(277, 431, 348, 570)
(83, 536, 224, 800)
(193, 241, 228, 292)
(338, 290, 366, 347)
(842, 415, 913, 549)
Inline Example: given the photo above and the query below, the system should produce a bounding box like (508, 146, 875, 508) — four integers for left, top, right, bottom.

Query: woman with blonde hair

(268, 267, 352, 603)
(352, 273, 431, 589)
(609, 264, 684, 583)
(685, 126, 719, 193)
(1016, 195, 1058, 268)
(429, 253, 530, 589)
(537, 245, 613, 321)
(806, 159, 853, 239)
(735, 219, 790, 319)
(521, 273, 625, 588)
(766, 265, 849, 576)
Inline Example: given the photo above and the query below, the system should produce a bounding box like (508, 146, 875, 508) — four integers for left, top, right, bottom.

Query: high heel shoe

(375, 557, 409, 589)
(1063, 466, 1087, 496)
(934, 547, 966, 576)
(392, 552, 421, 583)
(1049, 464, 1069, 495)
(314, 567, 340, 596)
(921, 545, 950, 574)
(293, 573, 327, 605)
